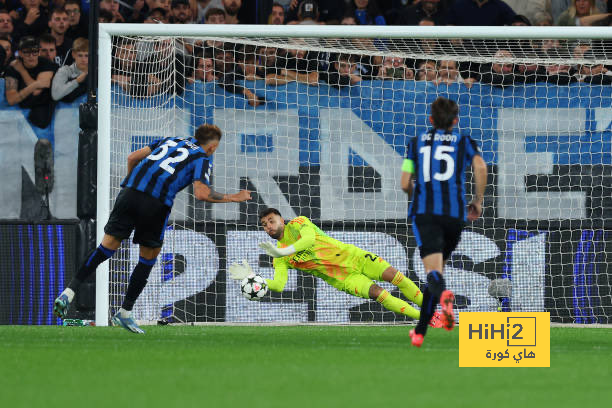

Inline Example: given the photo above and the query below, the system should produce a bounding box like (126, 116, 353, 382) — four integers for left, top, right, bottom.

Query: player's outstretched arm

(266, 258, 289, 292)
(259, 223, 316, 258)
(468, 155, 487, 221)
(194, 181, 251, 203)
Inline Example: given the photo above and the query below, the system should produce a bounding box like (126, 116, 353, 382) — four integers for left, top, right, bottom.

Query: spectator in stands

(340, 14, 358, 25)
(349, 0, 386, 25)
(0, 10, 14, 39)
(196, 0, 223, 23)
(255, 46, 297, 85)
(503, 0, 549, 25)
(170, 0, 195, 23)
(543, 48, 579, 85)
(511, 14, 531, 25)
(395, 0, 449, 25)
(48, 7, 72, 66)
(205, 7, 226, 23)
(51, 36, 87, 101)
(214, 44, 263, 106)
(578, 50, 612, 84)
(477, 49, 520, 87)
(324, 53, 362, 88)
(100, 0, 125, 23)
(551, 0, 606, 23)
(190, 54, 216, 82)
(39, 34, 58, 65)
(98, 9, 114, 23)
(447, 0, 516, 26)
(289, 0, 321, 24)
(125, 0, 147, 23)
(5, 36, 56, 128)
(283, 48, 322, 84)
(533, 11, 554, 25)
(143, 7, 170, 23)
(222, 0, 242, 24)
(268, 2, 285, 24)
(415, 60, 438, 81)
(556, 0, 611, 26)
(0, 34, 12, 75)
(435, 59, 462, 85)
(14, 0, 49, 39)
(286, 0, 344, 24)
(378, 56, 414, 80)
(111, 39, 137, 92)
(235, 49, 262, 81)
(65, 0, 87, 39)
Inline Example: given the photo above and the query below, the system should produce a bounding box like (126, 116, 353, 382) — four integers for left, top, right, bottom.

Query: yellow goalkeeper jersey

(266, 216, 368, 292)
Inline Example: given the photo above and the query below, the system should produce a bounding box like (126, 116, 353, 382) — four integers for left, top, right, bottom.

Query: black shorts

(412, 214, 464, 260)
(104, 188, 171, 248)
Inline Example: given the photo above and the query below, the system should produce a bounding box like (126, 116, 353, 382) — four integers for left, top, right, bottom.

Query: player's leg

(112, 245, 161, 334)
(380, 266, 423, 305)
(436, 216, 465, 331)
(54, 189, 137, 318)
(112, 196, 170, 333)
(411, 215, 447, 343)
(54, 234, 123, 319)
(360, 254, 443, 327)
(344, 273, 420, 319)
(368, 283, 420, 319)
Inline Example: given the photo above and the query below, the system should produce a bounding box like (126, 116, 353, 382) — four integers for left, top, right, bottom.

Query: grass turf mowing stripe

(0, 326, 609, 408)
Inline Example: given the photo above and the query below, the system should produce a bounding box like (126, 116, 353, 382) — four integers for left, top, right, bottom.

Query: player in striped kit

(402, 97, 488, 347)
(54, 124, 251, 333)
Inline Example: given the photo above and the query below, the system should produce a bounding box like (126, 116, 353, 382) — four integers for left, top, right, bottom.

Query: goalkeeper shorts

(342, 252, 391, 299)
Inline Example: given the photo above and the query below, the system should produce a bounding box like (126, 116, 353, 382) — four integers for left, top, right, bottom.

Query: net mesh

(107, 34, 612, 324)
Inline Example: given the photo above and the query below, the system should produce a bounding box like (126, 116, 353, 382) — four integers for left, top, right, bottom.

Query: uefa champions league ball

(241, 274, 268, 301)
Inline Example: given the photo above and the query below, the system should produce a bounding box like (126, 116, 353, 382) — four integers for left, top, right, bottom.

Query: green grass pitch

(0, 325, 609, 408)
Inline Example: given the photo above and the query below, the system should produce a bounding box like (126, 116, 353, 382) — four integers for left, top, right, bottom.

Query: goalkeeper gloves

(228, 259, 254, 281)
(259, 241, 296, 258)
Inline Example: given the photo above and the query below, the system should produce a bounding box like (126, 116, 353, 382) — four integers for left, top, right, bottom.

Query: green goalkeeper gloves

(228, 260, 254, 281)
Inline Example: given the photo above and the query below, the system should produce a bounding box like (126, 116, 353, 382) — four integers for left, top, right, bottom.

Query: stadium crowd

(2, 0, 612, 122)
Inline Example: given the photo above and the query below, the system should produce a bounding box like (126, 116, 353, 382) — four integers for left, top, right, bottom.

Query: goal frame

(96, 23, 612, 326)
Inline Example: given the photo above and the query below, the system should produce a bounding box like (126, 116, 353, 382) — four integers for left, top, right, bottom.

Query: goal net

(97, 25, 612, 326)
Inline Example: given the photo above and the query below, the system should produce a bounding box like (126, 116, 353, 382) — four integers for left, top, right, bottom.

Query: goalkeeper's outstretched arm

(266, 258, 289, 292)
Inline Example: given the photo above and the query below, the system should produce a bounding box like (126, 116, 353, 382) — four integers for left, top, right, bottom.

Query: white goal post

(97, 24, 612, 327)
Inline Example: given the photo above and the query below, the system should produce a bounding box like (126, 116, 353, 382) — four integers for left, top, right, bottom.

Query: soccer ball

(241, 274, 268, 301)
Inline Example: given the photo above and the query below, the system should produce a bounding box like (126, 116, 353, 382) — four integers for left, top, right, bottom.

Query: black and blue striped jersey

(122, 137, 212, 207)
(404, 128, 481, 221)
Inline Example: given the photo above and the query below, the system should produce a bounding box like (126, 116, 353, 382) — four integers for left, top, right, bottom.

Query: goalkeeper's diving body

(53, 124, 251, 333)
(231, 208, 443, 326)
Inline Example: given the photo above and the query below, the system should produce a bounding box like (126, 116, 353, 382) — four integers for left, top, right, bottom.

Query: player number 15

(419, 145, 455, 182)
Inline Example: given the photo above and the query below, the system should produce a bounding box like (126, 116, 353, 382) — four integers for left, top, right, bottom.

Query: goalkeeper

(230, 208, 442, 326)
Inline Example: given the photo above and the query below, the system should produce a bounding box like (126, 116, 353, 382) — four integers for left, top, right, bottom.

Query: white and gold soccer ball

(240, 274, 268, 301)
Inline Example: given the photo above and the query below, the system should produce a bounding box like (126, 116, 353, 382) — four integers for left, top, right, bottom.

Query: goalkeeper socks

(68, 244, 116, 291)
(122, 256, 156, 311)
(391, 271, 423, 305)
(376, 290, 420, 319)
